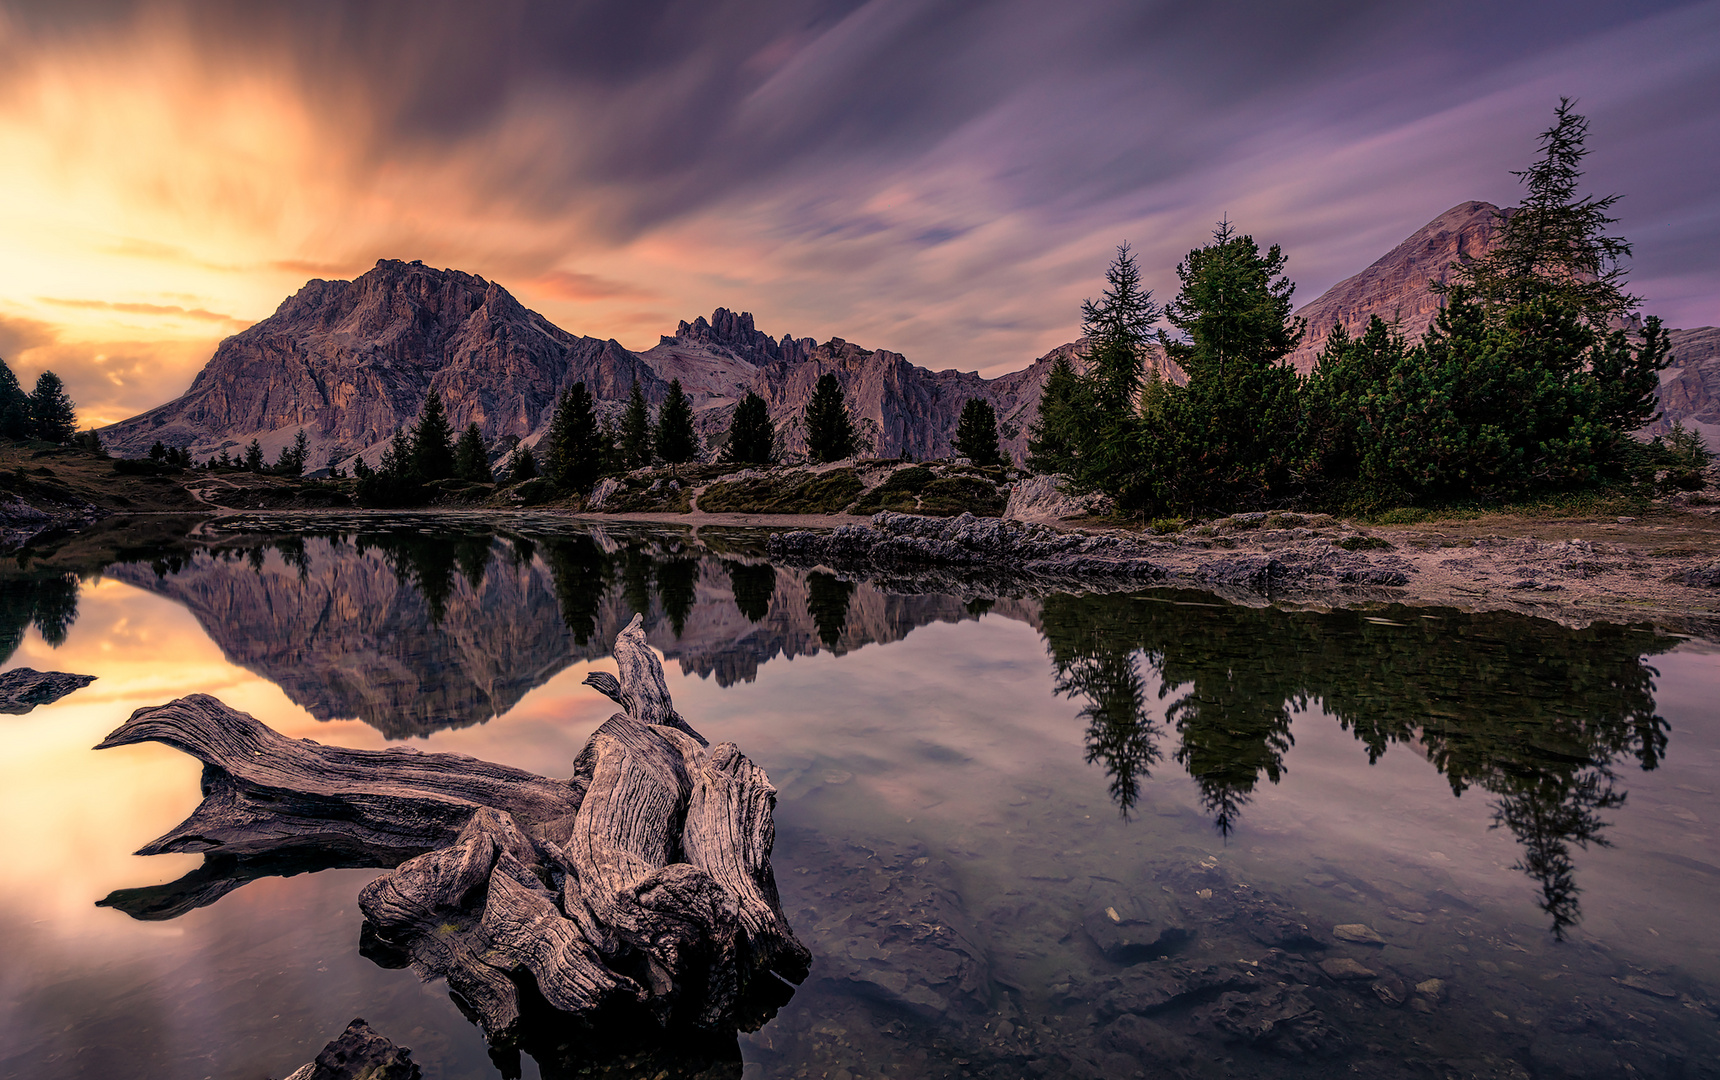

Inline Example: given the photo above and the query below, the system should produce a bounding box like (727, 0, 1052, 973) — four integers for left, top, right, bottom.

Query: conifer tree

(1451, 99, 1637, 327)
(804, 373, 858, 463)
(1081, 243, 1161, 416)
(621, 378, 653, 468)
(721, 391, 774, 464)
(244, 438, 265, 472)
(0, 356, 28, 440)
(507, 442, 539, 482)
(274, 428, 309, 475)
(149, 440, 167, 463)
(953, 397, 1005, 466)
(453, 422, 492, 482)
(656, 379, 698, 464)
(411, 390, 456, 481)
(1150, 220, 1304, 510)
(545, 383, 602, 491)
(1027, 355, 1091, 475)
(28, 371, 77, 443)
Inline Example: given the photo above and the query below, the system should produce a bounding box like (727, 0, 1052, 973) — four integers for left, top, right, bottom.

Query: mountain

(98, 259, 665, 470)
(1284, 200, 1506, 372)
(100, 206, 1717, 465)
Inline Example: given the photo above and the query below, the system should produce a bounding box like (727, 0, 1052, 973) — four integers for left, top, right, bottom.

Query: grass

(849, 465, 1006, 517)
(698, 469, 864, 514)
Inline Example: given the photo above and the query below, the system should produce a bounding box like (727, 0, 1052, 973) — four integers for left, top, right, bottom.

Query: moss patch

(699, 469, 863, 514)
(851, 466, 1005, 517)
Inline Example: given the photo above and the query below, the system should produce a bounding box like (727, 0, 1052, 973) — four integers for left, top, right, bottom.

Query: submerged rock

(1084, 896, 1194, 964)
(0, 667, 96, 714)
(1332, 923, 1386, 945)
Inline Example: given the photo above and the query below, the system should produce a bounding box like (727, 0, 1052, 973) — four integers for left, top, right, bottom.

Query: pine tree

(545, 383, 602, 492)
(507, 442, 539, 482)
(1150, 220, 1305, 510)
(28, 371, 77, 443)
(453, 422, 492, 482)
(1081, 243, 1161, 416)
(656, 379, 698, 464)
(804, 373, 858, 463)
(274, 428, 309, 475)
(721, 391, 775, 464)
(1026, 355, 1090, 475)
(411, 390, 456, 481)
(149, 440, 167, 463)
(1452, 99, 1637, 327)
(621, 378, 653, 468)
(244, 438, 265, 472)
(953, 397, 1005, 465)
(0, 356, 26, 418)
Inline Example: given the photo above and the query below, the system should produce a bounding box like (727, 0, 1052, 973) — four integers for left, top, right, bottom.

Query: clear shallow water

(1, 516, 1718, 1079)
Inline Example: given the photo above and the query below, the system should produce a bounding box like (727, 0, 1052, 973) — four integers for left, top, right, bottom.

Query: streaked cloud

(0, 0, 1712, 429)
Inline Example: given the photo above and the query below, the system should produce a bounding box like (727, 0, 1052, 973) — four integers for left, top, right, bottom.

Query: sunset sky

(1, 0, 1716, 427)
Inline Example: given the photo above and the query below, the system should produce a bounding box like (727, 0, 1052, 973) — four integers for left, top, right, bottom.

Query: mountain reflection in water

(0, 518, 1687, 940)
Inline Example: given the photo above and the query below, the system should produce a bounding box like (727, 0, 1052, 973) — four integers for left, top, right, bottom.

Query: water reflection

(1042, 592, 1677, 936)
(0, 517, 1691, 940)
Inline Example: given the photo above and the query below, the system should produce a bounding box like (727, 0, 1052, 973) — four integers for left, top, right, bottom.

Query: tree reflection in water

(1041, 592, 1676, 937)
(0, 572, 80, 660)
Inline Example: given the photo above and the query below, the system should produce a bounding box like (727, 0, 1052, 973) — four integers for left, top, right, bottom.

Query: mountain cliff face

(1285, 201, 1506, 372)
(98, 260, 664, 469)
(1650, 326, 1720, 442)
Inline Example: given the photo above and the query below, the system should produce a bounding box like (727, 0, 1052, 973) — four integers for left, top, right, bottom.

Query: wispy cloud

(0, 0, 1711, 412)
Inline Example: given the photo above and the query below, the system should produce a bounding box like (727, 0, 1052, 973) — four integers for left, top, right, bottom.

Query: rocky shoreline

(767, 509, 1720, 626)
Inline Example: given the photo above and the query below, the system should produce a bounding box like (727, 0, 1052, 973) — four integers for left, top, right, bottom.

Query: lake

(1, 514, 1717, 1079)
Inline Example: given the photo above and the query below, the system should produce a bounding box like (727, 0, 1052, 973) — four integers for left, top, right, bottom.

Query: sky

(0, 0, 1716, 427)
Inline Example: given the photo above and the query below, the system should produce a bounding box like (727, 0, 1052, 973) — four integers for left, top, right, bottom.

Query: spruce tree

(1027, 355, 1092, 475)
(275, 429, 308, 475)
(453, 422, 492, 482)
(621, 378, 653, 468)
(656, 379, 698, 464)
(953, 397, 1005, 466)
(804, 373, 858, 463)
(545, 383, 602, 492)
(411, 390, 456, 480)
(1150, 220, 1304, 510)
(149, 440, 167, 463)
(721, 391, 775, 464)
(507, 442, 540, 482)
(1452, 99, 1637, 327)
(244, 438, 265, 472)
(28, 371, 77, 443)
(1081, 243, 1161, 416)
(0, 356, 26, 418)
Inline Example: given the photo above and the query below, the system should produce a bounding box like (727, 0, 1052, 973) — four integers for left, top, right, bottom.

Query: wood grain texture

(98, 621, 807, 1046)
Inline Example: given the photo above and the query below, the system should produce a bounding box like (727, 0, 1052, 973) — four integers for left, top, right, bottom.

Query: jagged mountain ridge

(98, 260, 667, 470)
(98, 206, 1717, 464)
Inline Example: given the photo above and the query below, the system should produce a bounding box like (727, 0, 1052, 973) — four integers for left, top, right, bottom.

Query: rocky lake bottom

(0, 516, 1717, 1079)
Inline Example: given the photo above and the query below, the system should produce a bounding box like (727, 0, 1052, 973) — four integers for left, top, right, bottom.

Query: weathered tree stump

(0, 667, 95, 713)
(98, 614, 809, 1052)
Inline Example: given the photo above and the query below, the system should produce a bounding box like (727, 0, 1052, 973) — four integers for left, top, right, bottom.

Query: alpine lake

(2, 513, 1718, 1080)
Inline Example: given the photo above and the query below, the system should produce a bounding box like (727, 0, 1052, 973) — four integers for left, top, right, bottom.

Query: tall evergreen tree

(1148, 220, 1304, 510)
(656, 379, 698, 464)
(453, 422, 492, 482)
(545, 383, 602, 492)
(1081, 243, 1161, 416)
(507, 442, 539, 482)
(621, 379, 653, 468)
(0, 357, 28, 439)
(28, 371, 77, 443)
(1026, 355, 1090, 475)
(411, 390, 457, 480)
(1451, 99, 1637, 327)
(954, 397, 1005, 465)
(804, 373, 859, 463)
(244, 438, 265, 472)
(274, 428, 309, 475)
(721, 391, 775, 464)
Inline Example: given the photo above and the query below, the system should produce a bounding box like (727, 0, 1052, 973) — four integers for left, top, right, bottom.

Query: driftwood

(0, 667, 95, 713)
(98, 614, 808, 1056)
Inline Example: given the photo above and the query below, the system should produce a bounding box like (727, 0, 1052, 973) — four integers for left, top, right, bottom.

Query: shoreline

(71, 502, 1720, 632)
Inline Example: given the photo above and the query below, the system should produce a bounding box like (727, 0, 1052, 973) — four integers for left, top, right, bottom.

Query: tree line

(1029, 100, 1692, 517)
(0, 362, 84, 447)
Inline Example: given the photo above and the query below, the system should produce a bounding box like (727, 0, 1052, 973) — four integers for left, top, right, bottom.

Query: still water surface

(1, 516, 1717, 1079)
